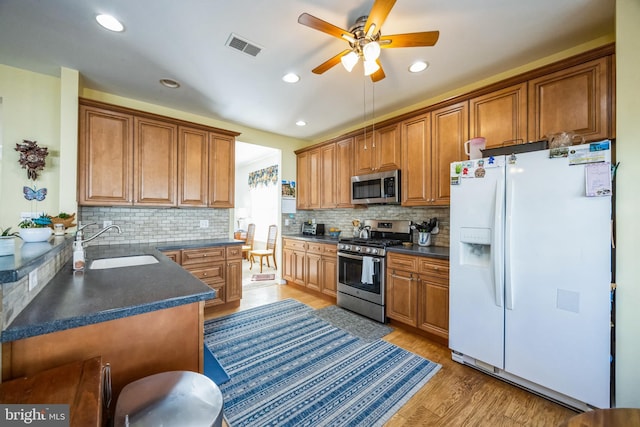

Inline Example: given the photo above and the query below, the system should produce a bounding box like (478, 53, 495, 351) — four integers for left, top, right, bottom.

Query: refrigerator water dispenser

(459, 227, 491, 267)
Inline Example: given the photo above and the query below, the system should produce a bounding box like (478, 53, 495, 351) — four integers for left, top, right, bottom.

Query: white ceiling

(0, 0, 614, 142)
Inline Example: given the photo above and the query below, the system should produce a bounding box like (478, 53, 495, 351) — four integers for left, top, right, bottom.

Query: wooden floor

(205, 282, 578, 427)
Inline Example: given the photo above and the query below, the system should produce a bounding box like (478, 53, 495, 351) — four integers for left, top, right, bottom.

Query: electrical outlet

(28, 269, 38, 291)
(103, 220, 113, 228)
(200, 220, 209, 228)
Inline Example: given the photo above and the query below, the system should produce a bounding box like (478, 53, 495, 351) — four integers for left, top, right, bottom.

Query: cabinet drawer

(387, 253, 418, 271)
(322, 244, 337, 256)
(418, 258, 449, 285)
(307, 242, 323, 254)
(184, 262, 225, 284)
(181, 247, 225, 266)
(284, 239, 307, 251)
(226, 245, 242, 260)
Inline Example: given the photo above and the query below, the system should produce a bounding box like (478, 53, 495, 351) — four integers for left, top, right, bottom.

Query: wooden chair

(241, 224, 255, 260)
(249, 225, 278, 273)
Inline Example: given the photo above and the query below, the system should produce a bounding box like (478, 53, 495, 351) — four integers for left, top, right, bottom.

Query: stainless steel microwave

(351, 170, 400, 205)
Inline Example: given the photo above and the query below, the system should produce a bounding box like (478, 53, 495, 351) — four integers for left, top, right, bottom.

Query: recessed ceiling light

(409, 61, 429, 73)
(296, 120, 307, 127)
(96, 14, 124, 32)
(159, 78, 180, 88)
(282, 73, 300, 83)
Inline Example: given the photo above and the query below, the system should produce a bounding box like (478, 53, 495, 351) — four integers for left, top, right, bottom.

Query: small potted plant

(0, 227, 20, 256)
(18, 214, 53, 243)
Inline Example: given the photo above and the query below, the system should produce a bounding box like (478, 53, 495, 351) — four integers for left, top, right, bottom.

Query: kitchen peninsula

(0, 238, 240, 403)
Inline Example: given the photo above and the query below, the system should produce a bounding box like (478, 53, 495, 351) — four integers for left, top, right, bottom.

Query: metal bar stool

(114, 371, 223, 427)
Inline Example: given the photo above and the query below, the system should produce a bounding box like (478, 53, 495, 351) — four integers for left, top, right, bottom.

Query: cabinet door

(335, 137, 354, 207)
(296, 152, 309, 210)
(320, 143, 336, 209)
(431, 101, 469, 204)
(308, 149, 321, 209)
(401, 113, 432, 206)
(418, 279, 449, 340)
(209, 133, 235, 208)
(305, 252, 322, 291)
(162, 250, 181, 264)
(293, 250, 306, 286)
(78, 105, 134, 206)
(133, 117, 177, 206)
(226, 259, 243, 302)
(528, 57, 610, 142)
(353, 132, 375, 174)
(178, 126, 208, 207)
(470, 83, 528, 149)
(321, 244, 337, 297)
(375, 123, 401, 172)
(386, 268, 418, 326)
(282, 247, 295, 282)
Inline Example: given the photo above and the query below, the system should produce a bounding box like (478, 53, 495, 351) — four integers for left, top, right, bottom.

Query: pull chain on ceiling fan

(298, 0, 440, 82)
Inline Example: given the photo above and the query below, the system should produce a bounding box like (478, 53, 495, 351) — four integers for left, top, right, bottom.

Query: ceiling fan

(298, 0, 439, 82)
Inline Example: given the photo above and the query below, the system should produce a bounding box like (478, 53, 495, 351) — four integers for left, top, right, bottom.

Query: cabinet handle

(203, 272, 208, 276)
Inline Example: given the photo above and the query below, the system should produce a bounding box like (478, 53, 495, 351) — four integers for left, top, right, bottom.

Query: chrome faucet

(75, 222, 123, 245)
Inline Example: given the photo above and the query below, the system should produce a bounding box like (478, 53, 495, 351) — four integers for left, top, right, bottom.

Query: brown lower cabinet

(164, 245, 242, 307)
(386, 252, 449, 344)
(282, 238, 337, 298)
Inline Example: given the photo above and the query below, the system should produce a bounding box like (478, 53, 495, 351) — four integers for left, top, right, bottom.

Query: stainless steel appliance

(337, 219, 412, 322)
(351, 170, 400, 205)
(301, 222, 325, 236)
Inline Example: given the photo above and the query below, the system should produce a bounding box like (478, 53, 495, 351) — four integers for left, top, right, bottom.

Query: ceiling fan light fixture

(409, 61, 429, 73)
(341, 51, 359, 72)
(362, 41, 380, 61)
(96, 14, 124, 32)
(363, 59, 380, 76)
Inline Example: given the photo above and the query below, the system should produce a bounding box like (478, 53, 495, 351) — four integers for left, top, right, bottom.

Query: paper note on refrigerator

(585, 162, 612, 197)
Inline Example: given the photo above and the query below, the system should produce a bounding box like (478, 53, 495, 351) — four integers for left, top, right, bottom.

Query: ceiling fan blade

(365, 0, 397, 37)
(380, 31, 440, 48)
(370, 60, 386, 82)
(312, 49, 352, 75)
(298, 13, 353, 41)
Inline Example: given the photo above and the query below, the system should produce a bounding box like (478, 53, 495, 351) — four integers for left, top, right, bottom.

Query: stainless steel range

(337, 219, 412, 323)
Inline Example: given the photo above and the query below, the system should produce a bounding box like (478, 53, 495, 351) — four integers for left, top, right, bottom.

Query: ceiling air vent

(226, 33, 262, 57)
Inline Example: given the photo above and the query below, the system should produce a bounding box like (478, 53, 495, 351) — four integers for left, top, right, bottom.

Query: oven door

(337, 252, 384, 303)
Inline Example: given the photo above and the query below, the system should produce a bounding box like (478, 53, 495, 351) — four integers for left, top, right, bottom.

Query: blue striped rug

(204, 299, 441, 427)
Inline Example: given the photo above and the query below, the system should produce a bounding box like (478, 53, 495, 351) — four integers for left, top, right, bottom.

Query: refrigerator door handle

(505, 180, 514, 310)
(493, 178, 504, 308)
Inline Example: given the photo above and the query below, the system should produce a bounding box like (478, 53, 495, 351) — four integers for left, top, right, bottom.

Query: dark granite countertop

(387, 244, 450, 260)
(1, 239, 242, 342)
(0, 235, 72, 284)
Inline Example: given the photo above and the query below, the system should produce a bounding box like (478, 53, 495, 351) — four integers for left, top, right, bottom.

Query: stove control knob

(370, 248, 378, 255)
(354, 246, 361, 252)
(365, 247, 372, 253)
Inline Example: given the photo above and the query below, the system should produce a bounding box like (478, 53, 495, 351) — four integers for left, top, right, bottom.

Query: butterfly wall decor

(23, 186, 47, 201)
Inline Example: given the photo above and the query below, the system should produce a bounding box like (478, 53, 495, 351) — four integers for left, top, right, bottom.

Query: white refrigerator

(449, 142, 613, 410)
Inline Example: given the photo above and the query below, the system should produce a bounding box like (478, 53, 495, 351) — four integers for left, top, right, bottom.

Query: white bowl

(19, 227, 52, 243)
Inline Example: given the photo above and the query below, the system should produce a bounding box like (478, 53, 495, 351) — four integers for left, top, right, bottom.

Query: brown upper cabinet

(430, 101, 469, 204)
(469, 83, 528, 150)
(528, 56, 611, 142)
(335, 137, 354, 208)
(320, 143, 336, 209)
(296, 149, 320, 210)
(134, 117, 178, 206)
(353, 123, 401, 175)
(78, 105, 134, 206)
(78, 99, 239, 207)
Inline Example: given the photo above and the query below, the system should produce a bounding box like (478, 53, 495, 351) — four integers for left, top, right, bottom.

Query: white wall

(614, 0, 640, 408)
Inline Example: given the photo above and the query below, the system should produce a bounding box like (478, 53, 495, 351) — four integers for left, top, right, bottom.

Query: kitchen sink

(89, 255, 159, 270)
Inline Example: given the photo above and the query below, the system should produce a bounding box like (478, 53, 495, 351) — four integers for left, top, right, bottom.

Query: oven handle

(337, 252, 382, 262)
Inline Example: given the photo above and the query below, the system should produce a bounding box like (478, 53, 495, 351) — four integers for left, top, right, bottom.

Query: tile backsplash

(282, 205, 450, 247)
(79, 207, 230, 245)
